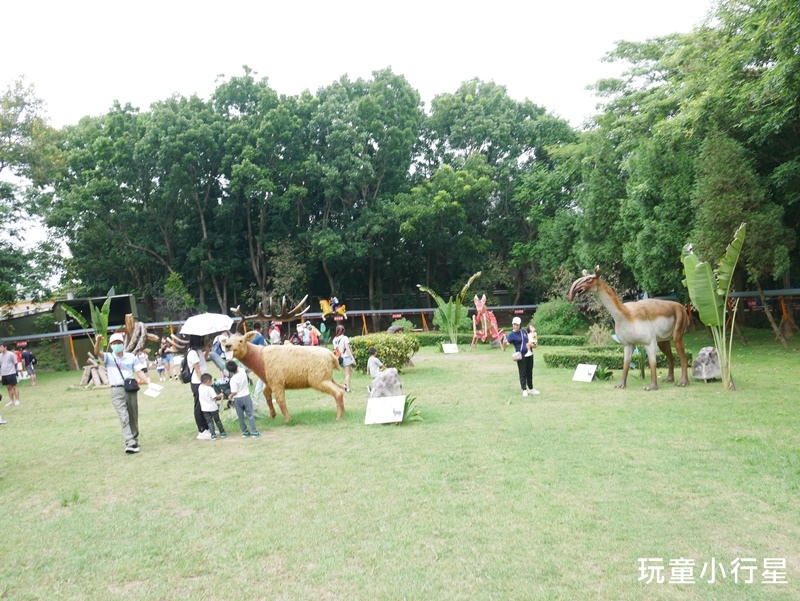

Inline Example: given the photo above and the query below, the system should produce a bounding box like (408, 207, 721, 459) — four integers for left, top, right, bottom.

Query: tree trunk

(322, 259, 336, 296)
(755, 280, 789, 349)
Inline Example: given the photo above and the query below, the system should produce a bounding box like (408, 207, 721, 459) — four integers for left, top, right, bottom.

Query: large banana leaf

(693, 261, 725, 326)
(62, 304, 90, 330)
(716, 222, 746, 296)
(681, 245, 699, 305)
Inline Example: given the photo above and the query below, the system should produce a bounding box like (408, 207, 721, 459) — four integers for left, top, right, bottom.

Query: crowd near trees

(1, 0, 797, 329)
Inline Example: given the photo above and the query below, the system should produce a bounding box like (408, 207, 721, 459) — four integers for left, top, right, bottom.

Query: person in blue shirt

(94, 332, 151, 454)
(505, 317, 539, 397)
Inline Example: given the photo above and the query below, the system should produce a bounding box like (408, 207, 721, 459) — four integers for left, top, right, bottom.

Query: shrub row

(543, 348, 693, 370)
(349, 333, 420, 373)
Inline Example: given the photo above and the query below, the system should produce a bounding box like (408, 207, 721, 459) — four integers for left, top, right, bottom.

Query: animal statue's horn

(582, 269, 589, 277)
(594, 265, 600, 275)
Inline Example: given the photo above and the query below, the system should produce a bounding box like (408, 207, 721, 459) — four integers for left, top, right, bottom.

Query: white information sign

(572, 363, 598, 382)
(441, 343, 459, 354)
(364, 395, 406, 425)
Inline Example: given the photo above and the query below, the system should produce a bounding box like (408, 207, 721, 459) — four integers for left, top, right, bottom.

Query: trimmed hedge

(543, 347, 693, 370)
(412, 331, 588, 348)
(349, 333, 420, 373)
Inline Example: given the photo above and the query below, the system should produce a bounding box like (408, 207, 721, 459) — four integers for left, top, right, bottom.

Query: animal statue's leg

(317, 380, 345, 419)
(673, 333, 690, 387)
(263, 384, 277, 419)
(658, 341, 676, 382)
(273, 387, 291, 423)
(644, 342, 660, 391)
(617, 345, 633, 388)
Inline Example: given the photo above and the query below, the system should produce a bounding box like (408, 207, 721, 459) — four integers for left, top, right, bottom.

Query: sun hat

(512, 316, 522, 325)
(109, 333, 126, 344)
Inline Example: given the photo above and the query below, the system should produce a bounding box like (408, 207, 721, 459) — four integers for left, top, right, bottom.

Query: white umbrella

(180, 313, 234, 337)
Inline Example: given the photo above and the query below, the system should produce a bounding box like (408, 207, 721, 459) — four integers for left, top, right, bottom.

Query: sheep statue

(223, 331, 345, 422)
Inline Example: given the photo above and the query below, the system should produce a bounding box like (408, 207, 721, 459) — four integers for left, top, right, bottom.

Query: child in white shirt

(199, 373, 227, 439)
(226, 361, 260, 437)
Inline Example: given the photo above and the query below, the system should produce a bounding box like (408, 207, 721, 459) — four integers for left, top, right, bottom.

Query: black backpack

(179, 353, 192, 384)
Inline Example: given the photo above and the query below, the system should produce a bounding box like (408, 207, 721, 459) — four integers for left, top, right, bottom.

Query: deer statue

(568, 266, 689, 391)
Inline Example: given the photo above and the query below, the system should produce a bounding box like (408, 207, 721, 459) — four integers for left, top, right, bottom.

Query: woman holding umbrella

(180, 314, 233, 440)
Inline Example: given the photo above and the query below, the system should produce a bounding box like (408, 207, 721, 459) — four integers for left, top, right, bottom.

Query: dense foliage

(3, 0, 797, 333)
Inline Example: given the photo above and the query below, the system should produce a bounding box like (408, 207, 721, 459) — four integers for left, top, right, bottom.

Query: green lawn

(1, 328, 798, 600)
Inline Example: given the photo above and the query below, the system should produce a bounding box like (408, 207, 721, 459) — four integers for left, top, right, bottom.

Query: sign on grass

(572, 363, 598, 382)
(441, 343, 459, 354)
(364, 395, 406, 425)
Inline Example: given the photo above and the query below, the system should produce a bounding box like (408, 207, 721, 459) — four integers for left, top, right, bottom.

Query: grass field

(1, 328, 799, 600)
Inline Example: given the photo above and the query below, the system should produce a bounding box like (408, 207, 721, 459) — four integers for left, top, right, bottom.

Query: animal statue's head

(473, 294, 487, 313)
(223, 332, 258, 361)
(567, 265, 601, 301)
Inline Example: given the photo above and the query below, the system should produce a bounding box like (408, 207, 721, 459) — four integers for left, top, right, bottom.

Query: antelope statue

(568, 266, 689, 391)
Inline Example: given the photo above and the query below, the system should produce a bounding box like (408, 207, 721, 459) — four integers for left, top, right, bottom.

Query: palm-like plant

(417, 272, 482, 345)
(62, 297, 112, 348)
(681, 223, 746, 391)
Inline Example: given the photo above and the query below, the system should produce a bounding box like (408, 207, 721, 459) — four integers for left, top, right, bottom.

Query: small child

(199, 373, 227, 440)
(156, 356, 166, 381)
(226, 361, 260, 437)
(366, 346, 384, 393)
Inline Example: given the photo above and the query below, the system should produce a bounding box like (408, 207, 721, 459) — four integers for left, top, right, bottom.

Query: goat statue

(568, 266, 689, 390)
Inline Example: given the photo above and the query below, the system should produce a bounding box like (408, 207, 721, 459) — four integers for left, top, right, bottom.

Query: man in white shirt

(1, 342, 21, 407)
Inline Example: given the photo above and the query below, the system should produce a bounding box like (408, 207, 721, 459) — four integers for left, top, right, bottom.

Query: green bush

(532, 298, 588, 335)
(542, 347, 693, 370)
(414, 332, 475, 347)
(537, 335, 587, 346)
(349, 333, 420, 373)
(391, 318, 417, 332)
(587, 323, 615, 346)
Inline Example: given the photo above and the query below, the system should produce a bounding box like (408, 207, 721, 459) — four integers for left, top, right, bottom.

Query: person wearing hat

(506, 317, 539, 397)
(94, 333, 151, 454)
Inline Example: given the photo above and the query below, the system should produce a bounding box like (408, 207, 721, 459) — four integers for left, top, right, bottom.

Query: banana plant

(681, 223, 746, 391)
(417, 271, 482, 345)
(62, 297, 113, 347)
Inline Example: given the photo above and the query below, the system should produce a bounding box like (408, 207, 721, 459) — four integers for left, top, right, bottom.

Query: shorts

(342, 355, 354, 368)
(26, 364, 35, 375)
(164, 353, 174, 363)
(2, 374, 18, 386)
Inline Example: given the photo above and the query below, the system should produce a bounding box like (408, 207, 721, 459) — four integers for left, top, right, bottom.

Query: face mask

(111, 344, 124, 353)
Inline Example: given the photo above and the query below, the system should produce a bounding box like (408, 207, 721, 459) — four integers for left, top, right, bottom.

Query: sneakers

(4, 400, 14, 407)
(196, 430, 212, 440)
(219, 432, 227, 438)
(0, 416, 6, 424)
(529, 388, 540, 395)
(242, 431, 251, 437)
(522, 390, 528, 397)
(250, 431, 261, 437)
(211, 434, 217, 440)
(524, 350, 533, 357)
(125, 444, 140, 454)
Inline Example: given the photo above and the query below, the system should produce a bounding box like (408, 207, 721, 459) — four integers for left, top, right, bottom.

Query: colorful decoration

(319, 297, 347, 320)
(469, 294, 506, 350)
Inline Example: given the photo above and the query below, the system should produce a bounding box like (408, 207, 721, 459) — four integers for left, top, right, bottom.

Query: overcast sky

(5, 0, 714, 130)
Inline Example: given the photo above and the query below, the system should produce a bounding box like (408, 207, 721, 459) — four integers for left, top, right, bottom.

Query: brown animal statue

(223, 331, 345, 421)
(568, 266, 689, 391)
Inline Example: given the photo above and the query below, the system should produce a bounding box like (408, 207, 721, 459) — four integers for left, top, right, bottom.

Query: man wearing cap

(0, 341, 21, 407)
(94, 333, 151, 454)
(506, 317, 537, 397)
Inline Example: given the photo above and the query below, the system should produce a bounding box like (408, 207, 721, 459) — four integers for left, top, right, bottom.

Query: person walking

(332, 325, 356, 393)
(0, 341, 21, 407)
(506, 317, 539, 396)
(21, 347, 36, 386)
(94, 333, 151, 454)
(159, 337, 176, 380)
